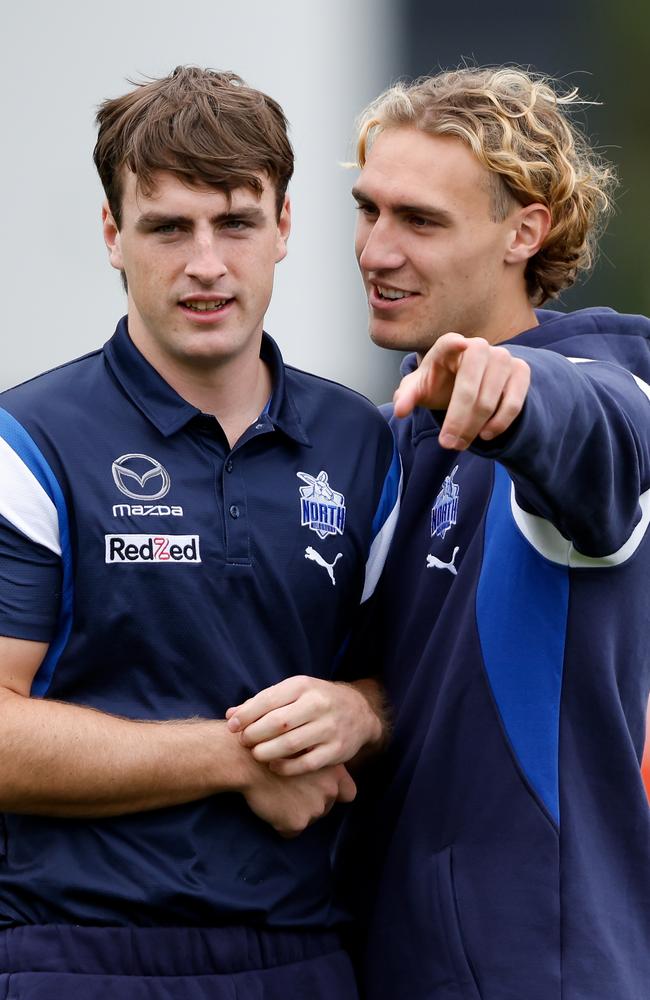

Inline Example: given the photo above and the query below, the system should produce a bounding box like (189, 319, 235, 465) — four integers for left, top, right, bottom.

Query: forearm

(0, 688, 248, 817)
(472, 348, 650, 553)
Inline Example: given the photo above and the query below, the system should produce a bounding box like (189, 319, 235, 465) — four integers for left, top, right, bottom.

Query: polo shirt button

(225, 460, 233, 473)
(229, 504, 240, 519)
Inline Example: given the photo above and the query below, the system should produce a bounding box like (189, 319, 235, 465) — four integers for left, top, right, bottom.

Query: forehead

(120, 169, 271, 215)
(358, 127, 491, 214)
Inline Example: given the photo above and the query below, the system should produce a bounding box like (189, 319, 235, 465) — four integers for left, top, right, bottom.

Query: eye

(223, 219, 252, 231)
(408, 214, 434, 228)
(154, 223, 179, 234)
(354, 203, 378, 219)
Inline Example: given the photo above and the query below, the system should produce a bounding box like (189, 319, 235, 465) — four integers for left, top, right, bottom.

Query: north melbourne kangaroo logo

(426, 546, 459, 575)
(431, 465, 460, 539)
(297, 470, 346, 539)
(305, 546, 342, 586)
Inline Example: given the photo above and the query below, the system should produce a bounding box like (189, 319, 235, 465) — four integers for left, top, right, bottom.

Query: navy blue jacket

(0, 319, 400, 929)
(344, 308, 650, 1000)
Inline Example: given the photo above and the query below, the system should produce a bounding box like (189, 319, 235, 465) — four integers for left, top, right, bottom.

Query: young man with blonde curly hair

(340, 66, 650, 999)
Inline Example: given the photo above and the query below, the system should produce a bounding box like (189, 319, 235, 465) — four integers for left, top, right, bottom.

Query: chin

(369, 324, 417, 354)
(370, 321, 400, 346)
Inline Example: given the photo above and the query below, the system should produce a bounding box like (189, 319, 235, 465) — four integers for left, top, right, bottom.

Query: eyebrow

(135, 206, 266, 230)
(351, 186, 454, 225)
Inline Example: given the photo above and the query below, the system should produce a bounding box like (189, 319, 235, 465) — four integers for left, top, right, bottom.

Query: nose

(356, 215, 405, 274)
(185, 234, 227, 284)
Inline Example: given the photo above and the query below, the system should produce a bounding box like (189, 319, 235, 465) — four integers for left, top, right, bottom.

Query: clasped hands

(225, 676, 384, 839)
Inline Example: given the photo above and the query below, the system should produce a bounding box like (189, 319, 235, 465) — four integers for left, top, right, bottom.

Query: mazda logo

(111, 454, 171, 501)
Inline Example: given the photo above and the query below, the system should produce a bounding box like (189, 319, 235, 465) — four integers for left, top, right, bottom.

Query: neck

(485, 299, 539, 345)
(130, 327, 272, 448)
(162, 355, 273, 448)
(415, 296, 538, 367)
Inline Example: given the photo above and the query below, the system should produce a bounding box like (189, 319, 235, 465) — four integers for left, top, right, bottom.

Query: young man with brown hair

(0, 66, 400, 997)
(341, 67, 650, 999)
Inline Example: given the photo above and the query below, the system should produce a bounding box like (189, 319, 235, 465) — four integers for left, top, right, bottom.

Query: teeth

(184, 300, 228, 311)
(377, 286, 409, 300)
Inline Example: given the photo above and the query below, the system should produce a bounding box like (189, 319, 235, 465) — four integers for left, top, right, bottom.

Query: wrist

(346, 679, 390, 751)
(209, 721, 261, 794)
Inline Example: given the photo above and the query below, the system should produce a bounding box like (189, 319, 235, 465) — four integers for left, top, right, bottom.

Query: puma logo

(426, 546, 459, 575)
(305, 546, 343, 586)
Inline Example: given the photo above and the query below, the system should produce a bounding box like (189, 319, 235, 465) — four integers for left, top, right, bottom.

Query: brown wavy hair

(356, 68, 616, 304)
(94, 66, 294, 228)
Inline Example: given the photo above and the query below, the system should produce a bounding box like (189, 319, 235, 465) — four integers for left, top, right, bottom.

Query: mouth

(178, 297, 234, 319)
(369, 283, 417, 310)
(376, 284, 411, 300)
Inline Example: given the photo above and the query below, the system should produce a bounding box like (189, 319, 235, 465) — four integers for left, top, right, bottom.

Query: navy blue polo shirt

(0, 317, 400, 928)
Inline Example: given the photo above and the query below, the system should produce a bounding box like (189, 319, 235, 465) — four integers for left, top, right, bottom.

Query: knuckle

(511, 358, 530, 381)
(322, 777, 338, 798)
(305, 691, 323, 714)
(318, 689, 332, 709)
(474, 395, 497, 420)
(465, 337, 488, 357)
(487, 400, 520, 436)
(501, 396, 522, 419)
(324, 724, 338, 746)
(282, 821, 303, 837)
(285, 733, 300, 753)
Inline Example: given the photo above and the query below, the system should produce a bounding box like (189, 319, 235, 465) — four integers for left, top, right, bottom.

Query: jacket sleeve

(360, 434, 402, 604)
(471, 346, 650, 559)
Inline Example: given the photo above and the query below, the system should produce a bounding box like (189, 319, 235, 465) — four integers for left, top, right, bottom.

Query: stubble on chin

(369, 317, 440, 357)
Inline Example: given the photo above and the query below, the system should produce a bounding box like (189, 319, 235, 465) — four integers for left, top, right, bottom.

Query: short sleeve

(0, 512, 61, 642)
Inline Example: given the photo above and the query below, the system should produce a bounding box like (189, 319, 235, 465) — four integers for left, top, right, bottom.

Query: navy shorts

(0, 925, 359, 998)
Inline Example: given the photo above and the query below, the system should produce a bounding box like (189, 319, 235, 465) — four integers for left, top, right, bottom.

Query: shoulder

(285, 363, 391, 436)
(0, 349, 106, 427)
(533, 306, 650, 354)
(1, 349, 104, 401)
(510, 307, 650, 382)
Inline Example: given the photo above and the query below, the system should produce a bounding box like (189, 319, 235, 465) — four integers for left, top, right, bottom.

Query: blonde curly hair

(356, 68, 616, 305)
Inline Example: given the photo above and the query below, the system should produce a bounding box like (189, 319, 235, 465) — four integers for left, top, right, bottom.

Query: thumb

(335, 765, 358, 803)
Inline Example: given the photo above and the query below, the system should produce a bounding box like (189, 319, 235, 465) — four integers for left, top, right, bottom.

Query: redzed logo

(105, 534, 201, 563)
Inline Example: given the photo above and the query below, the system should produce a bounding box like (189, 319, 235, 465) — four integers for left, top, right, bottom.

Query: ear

(275, 195, 291, 263)
(102, 201, 124, 271)
(504, 203, 551, 264)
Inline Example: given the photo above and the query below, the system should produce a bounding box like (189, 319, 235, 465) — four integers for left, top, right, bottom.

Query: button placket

(220, 421, 275, 566)
(222, 452, 250, 565)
